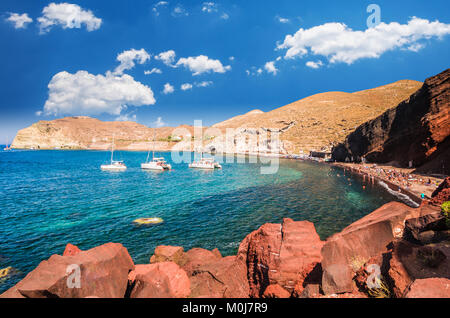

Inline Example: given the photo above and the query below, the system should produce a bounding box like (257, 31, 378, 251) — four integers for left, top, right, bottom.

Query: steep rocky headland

(11, 116, 200, 151)
(11, 79, 421, 155)
(2, 178, 449, 298)
(332, 69, 450, 175)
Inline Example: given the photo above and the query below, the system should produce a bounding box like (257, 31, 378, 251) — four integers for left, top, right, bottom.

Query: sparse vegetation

(349, 255, 367, 271)
(367, 276, 391, 298)
(442, 201, 450, 229)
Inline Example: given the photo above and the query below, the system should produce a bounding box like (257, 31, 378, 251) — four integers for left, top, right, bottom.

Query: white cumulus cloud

(6, 13, 33, 29)
(144, 68, 162, 75)
(43, 71, 155, 116)
(196, 81, 213, 87)
(181, 83, 193, 91)
(176, 55, 231, 76)
(277, 17, 450, 65)
(155, 50, 176, 66)
(113, 49, 150, 75)
(264, 61, 279, 75)
(306, 60, 324, 69)
(38, 2, 102, 34)
(163, 83, 175, 94)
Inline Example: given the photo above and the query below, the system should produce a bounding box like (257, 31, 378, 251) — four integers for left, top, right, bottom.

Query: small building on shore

(309, 151, 332, 159)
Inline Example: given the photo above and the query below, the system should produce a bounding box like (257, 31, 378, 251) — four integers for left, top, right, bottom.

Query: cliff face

(332, 69, 450, 174)
(11, 116, 198, 151)
(208, 80, 422, 154)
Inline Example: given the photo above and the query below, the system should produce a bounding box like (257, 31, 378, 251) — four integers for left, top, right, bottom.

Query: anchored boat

(141, 129, 171, 171)
(101, 135, 127, 171)
(189, 153, 222, 170)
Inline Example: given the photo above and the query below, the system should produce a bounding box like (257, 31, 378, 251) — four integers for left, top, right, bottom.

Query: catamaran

(141, 130, 172, 171)
(101, 135, 127, 171)
(189, 152, 222, 170)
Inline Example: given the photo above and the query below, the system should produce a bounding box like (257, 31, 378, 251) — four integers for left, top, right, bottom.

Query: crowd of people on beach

(343, 164, 441, 198)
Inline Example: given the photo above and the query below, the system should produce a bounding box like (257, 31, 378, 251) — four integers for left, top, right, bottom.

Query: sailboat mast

(111, 134, 114, 164)
(152, 128, 156, 160)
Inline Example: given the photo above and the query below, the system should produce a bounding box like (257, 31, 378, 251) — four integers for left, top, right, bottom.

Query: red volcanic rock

(404, 212, 446, 242)
(128, 262, 190, 298)
(404, 278, 450, 298)
(321, 202, 423, 295)
(292, 262, 322, 297)
(182, 248, 222, 276)
(299, 284, 321, 298)
(262, 284, 291, 298)
(238, 218, 324, 297)
(63, 243, 82, 257)
(0, 243, 134, 298)
(149, 246, 222, 276)
(189, 256, 249, 298)
(332, 69, 450, 175)
(150, 246, 185, 265)
(387, 244, 413, 298)
(430, 177, 450, 206)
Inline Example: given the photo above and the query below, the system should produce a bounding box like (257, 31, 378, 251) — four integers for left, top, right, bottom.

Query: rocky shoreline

(1, 177, 449, 299)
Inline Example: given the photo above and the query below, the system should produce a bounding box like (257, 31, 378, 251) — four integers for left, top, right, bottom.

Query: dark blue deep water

(0, 149, 409, 292)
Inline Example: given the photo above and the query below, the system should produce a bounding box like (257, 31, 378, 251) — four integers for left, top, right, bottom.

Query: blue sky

(0, 0, 449, 144)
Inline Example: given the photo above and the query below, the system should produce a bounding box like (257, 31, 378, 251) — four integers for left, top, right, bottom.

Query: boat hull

(141, 163, 165, 171)
(101, 165, 127, 171)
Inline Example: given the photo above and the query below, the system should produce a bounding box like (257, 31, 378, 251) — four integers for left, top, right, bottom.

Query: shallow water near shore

(0, 149, 413, 292)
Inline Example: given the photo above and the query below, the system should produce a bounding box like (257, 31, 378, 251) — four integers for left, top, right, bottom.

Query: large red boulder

(262, 284, 291, 298)
(150, 246, 223, 276)
(0, 243, 134, 298)
(321, 202, 427, 295)
(404, 278, 450, 298)
(238, 218, 324, 297)
(150, 246, 185, 265)
(387, 244, 413, 298)
(430, 177, 450, 206)
(128, 262, 190, 298)
(182, 248, 222, 276)
(189, 256, 249, 298)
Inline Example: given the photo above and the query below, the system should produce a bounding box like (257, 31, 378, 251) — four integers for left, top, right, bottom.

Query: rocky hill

(332, 69, 450, 175)
(207, 80, 422, 154)
(11, 79, 422, 154)
(11, 116, 199, 151)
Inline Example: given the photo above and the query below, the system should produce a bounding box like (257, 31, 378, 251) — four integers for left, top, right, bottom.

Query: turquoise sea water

(0, 149, 411, 292)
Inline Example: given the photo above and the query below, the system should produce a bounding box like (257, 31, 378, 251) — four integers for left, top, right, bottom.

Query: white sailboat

(101, 135, 127, 171)
(3, 136, 11, 151)
(141, 129, 172, 171)
(189, 152, 222, 170)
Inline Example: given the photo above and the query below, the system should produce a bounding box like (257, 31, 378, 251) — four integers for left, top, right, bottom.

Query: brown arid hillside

(11, 116, 201, 151)
(12, 79, 422, 154)
(332, 68, 450, 175)
(208, 80, 422, 154)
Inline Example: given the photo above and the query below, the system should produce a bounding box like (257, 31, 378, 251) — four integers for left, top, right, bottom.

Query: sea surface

(0, 149, 415, 293)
